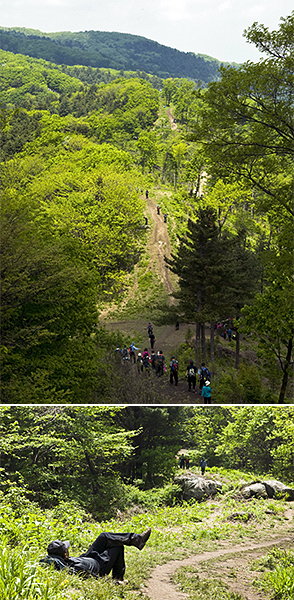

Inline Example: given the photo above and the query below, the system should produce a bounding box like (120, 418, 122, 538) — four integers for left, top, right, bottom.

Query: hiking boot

(113, 579, 129, 585)
(133, 528, 151, 550)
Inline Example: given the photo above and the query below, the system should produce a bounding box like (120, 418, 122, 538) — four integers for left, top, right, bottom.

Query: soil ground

(144, 502, 294, 600)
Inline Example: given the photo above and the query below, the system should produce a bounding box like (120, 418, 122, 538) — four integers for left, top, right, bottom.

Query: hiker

(145, 190, 149, 199)
(227, 328, 232, 341)
(170, 356, 179, 386)
(198, 363, 211, 390)
(143, 353, 151, 375)
(147, 323, 153, 337)
(175, 321, 179, 331)
(201, 381, 212, 404)
(186, 359, 196, 392)
(43, 528, 151, 584)
(156, 204, 160, 215)
(200, 458, 207, 476)
(163, 213, 167, 223)
(129, 342, 139, 363)
(122, 346, 130, 362)
(185, 457, 190, 469)
(115, 347, 122, 360)
(156, 350, 165, 377)
(149, 331, 156, 350)
(144, 216, 148, 226)
(136, 352, 143, 373)
(179, 454, 186, 469)
(150, 350, 157, 370)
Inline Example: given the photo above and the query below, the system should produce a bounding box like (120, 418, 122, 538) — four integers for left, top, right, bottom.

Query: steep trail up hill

(145, 193, 175, 301)
(101, 190, 205, 402)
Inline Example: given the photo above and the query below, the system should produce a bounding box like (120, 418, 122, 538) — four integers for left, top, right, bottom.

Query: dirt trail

(166, 107, 178, 130)
(145, 536, 293, 600)
(146, 196, 175, 301)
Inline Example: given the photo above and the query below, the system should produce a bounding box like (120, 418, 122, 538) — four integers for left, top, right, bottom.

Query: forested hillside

(0, 406, 294, 600)
(0, 27, 226, 83)
(1, 12, 293, 404)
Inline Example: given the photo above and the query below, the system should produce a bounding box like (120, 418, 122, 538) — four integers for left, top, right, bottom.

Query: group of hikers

(115, 322, 212, 402)
(143, 190, 168, 226)
(178, 454, 207, 475)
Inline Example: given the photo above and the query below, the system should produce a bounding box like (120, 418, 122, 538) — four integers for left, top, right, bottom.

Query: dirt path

(166, 107, 178, 130)
(145, 536, 293, 600)
(146, 196, 175, 301)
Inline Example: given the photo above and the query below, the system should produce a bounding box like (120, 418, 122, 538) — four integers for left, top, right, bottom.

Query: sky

(0, 0, 293, 63)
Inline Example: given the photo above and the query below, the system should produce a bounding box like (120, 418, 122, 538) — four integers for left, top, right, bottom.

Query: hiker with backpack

(170, 356, 179, 386)
(149, 331, 156, 350)
(145, 190, 149, 199)
(163, 213, 167, 223)
(151, 350, 157, 371)
(186, 359, 197, 392)
(147, 322, 153, 337)
(198, 363, 211, 390)
(156, 351, 165, 377)
(201, 381, 212, 404)
(156, 204, 160, 215)
(42, 528, 151, 585)
(136, 352, 143, 373)
(129, 342, 139, 363)
(122, 346, 130, 363)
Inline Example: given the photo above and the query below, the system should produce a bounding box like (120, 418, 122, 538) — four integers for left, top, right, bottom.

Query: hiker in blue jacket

(129, 342, 139, 363)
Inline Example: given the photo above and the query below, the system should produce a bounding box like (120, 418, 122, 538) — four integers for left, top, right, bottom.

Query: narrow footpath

(145, 536, 293, 600)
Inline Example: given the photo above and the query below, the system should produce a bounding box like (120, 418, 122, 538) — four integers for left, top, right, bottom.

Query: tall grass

(0, 541, 61, 600)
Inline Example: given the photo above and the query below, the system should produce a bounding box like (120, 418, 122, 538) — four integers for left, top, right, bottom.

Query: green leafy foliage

(0, 28, 225, 83)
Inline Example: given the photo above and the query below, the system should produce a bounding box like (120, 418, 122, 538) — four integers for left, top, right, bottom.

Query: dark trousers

(82, 532, 139, 580)
(188, 375, 196, 390)
(170, 371, 178, 385)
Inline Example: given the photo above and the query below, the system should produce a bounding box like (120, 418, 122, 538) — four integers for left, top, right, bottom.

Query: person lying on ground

(41, 528, 151, 585)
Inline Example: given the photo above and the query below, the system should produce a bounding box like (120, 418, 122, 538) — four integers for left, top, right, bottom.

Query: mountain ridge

(0, 26, 238, 83)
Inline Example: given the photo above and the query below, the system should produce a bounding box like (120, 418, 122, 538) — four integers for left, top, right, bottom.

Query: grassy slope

(1, 468, 293, 599)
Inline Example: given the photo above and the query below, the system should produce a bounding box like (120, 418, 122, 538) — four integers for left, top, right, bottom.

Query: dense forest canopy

(0, 27, 229, 84)
(1, 406, 293, 517)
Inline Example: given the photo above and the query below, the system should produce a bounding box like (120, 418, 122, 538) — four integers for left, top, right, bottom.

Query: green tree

(166, 207, 259, 363)
(0, 406, 135, 515)
(241, 277, 294, 403)
(137, 131, 158, 173)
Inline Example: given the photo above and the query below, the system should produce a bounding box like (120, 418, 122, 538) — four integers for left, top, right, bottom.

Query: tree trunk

(278, 336, 293, 404)
(235, 331, 240, 369)
(201, 323, 206, 361)
(210, 321, 215, 363)
(195, 322, 201, 365)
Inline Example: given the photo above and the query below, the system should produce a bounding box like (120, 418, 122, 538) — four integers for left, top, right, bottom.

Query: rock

(241, 483, 268, 499)
(174, 473, 222, 501)
(241, 480, 294, 501)
(227, 511, 255, 522)
(263, 480, 287, 498)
